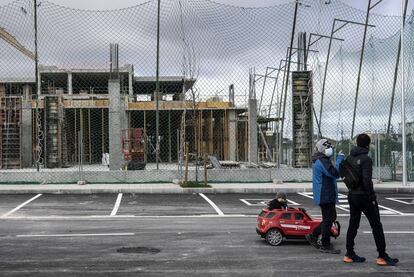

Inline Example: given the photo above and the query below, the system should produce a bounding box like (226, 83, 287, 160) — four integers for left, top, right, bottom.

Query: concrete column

(229, 84, 234, 106)
(21, 102, 32, 168)
(108, 79, 124, 170)
(37, 71, 41, 95)
(68, 72, 73, 95)
(23, 85, 31, 100)
(228, 110, 237, 161)
(248, 99, 258, 164)
(128, 66, 133, 97)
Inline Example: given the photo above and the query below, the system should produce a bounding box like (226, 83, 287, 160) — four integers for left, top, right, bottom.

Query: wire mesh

(0, 0, 411, 183)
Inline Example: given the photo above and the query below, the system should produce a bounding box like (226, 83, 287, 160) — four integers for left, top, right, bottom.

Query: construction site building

(0, 65, 248, 169)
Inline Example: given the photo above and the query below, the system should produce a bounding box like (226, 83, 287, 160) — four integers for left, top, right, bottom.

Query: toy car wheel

(265, 229, 283, 246)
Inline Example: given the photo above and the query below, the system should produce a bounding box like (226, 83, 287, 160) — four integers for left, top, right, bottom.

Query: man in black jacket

(343, 134, 398, 266)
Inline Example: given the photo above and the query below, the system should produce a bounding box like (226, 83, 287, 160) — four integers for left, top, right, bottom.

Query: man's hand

(337, 150, 345, 156)
(369, 193, 377, 204)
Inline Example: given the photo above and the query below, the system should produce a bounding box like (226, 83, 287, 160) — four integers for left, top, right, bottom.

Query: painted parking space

(205, 193, 272, 215)
(297, 192, 404, 215)
(380, 194, 414, 214)
(116, 194, 214, 216)
(0, 194, 42, 217)
(11, 194, 117, 217)
(386, 197, 414, 205)
(1, 193, 414, 219)
(240, 198, 300, 206)
(204, 193, 322, 216)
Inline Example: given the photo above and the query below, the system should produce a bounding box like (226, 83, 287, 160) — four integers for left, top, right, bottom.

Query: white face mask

(324, 148, 333, 157)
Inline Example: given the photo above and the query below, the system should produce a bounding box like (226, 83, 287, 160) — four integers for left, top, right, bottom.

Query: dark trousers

(346, 193, 386, 258)
(312, 203, 337, 247)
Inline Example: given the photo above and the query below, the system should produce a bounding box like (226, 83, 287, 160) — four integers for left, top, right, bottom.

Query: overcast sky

(0, 0, 412, 15)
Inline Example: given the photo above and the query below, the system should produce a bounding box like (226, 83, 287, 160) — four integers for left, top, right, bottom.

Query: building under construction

(0, 64, 249, 170)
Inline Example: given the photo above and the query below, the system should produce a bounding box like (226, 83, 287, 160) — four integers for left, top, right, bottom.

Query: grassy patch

(180, 181, 211, 188)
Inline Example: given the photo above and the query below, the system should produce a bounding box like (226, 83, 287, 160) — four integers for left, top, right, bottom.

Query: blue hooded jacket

(312, 152, 344, 205)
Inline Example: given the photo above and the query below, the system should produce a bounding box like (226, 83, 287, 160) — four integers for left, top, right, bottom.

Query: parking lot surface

(1, 193, 414, 276)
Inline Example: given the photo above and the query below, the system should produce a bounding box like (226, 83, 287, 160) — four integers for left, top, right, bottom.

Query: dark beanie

(356, 134, 371, 148)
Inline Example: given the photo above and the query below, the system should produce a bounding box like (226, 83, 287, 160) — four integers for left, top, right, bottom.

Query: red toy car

(256, 207, 340, 246)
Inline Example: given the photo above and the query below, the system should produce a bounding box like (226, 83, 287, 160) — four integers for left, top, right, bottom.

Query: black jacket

(348, 146, 376, 200)
(267, 199, 287, 210)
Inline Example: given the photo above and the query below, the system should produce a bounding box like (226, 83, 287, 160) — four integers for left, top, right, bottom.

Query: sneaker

(319, 245, 341, 254)
(305, 234, 320, 249)
(343, 253, 366, 263)
(377, 255, 399, 266)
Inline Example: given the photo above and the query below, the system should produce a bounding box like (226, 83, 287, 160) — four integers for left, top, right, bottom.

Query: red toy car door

(292, 212, 311, 235)
(279, 212, 297, 235)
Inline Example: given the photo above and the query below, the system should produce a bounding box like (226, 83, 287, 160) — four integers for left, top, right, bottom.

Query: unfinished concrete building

(0, 64, 248, 170)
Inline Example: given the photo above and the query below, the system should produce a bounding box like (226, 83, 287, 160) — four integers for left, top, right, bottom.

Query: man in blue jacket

(306, 139, 344, 254)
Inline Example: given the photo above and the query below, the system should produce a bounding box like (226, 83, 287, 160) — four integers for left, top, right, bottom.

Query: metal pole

(277, 60, 288, 167)
(387, 0, 408, 137)
(267, 67, 282, 119)
(351, 0, 372, 139)
(168, 110, 171, 163)
(34, 0, 40, 171)
(258, 67, 268, 115)
(378, 132, 381, 182)
(155, 0, 161, 170)
(319, 23, 336, 129)
(401, 0, 407, 185)
(280, 0, 298, 167)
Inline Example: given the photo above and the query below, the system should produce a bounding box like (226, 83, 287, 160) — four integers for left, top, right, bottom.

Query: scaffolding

(0, 96, 22, 169)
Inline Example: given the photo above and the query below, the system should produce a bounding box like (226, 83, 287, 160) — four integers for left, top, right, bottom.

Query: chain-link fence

(0, 0, 411, 183)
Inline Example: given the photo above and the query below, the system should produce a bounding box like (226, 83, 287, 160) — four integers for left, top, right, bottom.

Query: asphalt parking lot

(1, 193, 414, 276)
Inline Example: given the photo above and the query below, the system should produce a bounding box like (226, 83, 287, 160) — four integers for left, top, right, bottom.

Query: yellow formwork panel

(127, 101, 231, 110)
(63, 99, 109, 108)
(31, 99, 231, 110)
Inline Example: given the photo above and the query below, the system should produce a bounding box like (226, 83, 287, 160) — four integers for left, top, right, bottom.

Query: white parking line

(16, 233, 135, 238)
(386, 197, 414, 205)
(1, 213, 413, 220)
(297, 192, 405, 215)
(198, 193, 224, 216)
(297, 192, 349, 212)
(377, 205, 404, 215)
(110, 193, 123, 216)
(1, 194, 42, 218)
(240, 199, 300, 206)
(363, 231, 414, 234)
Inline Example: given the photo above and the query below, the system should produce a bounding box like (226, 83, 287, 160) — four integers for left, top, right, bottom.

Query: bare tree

(179, 0, 200, 185)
